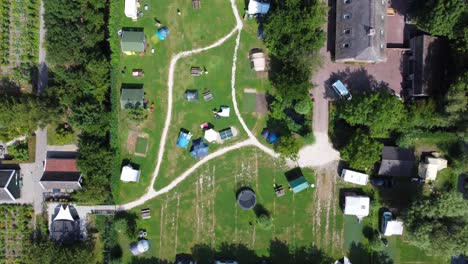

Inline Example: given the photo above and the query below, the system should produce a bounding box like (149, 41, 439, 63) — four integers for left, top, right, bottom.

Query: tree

(413, 0, 467, 39)
(69, 101, 109, 136)
(256, 214, 273, 230)
(341, 130, 383, 172)
(444, 73, 468, 132)
(404, 191, 468, 258)
(294, 98, 312, 115)
(274, 136, 301, 160)
(24, 239, 95, 264)
(337, 91, 406, 138)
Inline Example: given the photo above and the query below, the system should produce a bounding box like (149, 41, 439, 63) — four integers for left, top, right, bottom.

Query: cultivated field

(0, 205, 33, 263)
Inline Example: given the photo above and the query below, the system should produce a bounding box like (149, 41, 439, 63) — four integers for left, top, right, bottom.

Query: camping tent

(157, 27, 169, 40)
(261, 129, 278, 144)
(383, 220, 404, 236)
(418, 156, 447, 181)
(177, 131, 192, 149)
(184, 90, 199, 102)
(344, 196, 370, 219)
(190, 138, 209, 159)
(288, 176, 309, 193)
(121, 30, 145, 54)
(120, 165, 141, 182)
(204, 129, 218, 143)
(124, 0, 138, 20)
(249, 51, 267, 72)
(341, 169, 369, 185)
(247, 0, 270, 15)
(218, 106, 230, 117)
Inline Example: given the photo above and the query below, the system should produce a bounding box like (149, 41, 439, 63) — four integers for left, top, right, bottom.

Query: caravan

(332, 80, 352, 100)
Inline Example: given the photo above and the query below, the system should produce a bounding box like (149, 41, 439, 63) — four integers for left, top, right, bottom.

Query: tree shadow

(121, 158, 140, 170)
(0, 78, 21, 95)
(253, 203, 270, 218)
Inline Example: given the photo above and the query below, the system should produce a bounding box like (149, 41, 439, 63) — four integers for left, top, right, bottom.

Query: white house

(120, 165, 141, 183)
(383, 220, 404, 236)
(125, 0, 138, 21)
(341, 169, 369, 186)
(344, 196, 370, 220)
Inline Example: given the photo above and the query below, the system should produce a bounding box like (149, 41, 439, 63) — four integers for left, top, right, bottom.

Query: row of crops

(0, 205, 34, 263)
(0, 0, 10, 65)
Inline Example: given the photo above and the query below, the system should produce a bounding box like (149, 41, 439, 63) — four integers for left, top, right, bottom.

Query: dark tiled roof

(0, 170, 20, 201)
(335, 0, 388, 62)
(381, 146, 415, 161)
(379, 146, 416, 177)
(40, 172, 82, 190)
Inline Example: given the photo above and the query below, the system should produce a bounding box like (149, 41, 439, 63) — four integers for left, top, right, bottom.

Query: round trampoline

(236, 188, 257, 210)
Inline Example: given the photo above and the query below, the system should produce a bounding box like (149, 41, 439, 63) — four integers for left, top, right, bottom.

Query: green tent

(121, 31, 145, 53)
(288, 176, 309, 193)
(120, 87, 144, 109)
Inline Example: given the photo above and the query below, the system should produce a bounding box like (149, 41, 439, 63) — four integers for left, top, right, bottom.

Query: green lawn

(135, 137, 148, 155)
(241, 92, 257, 113)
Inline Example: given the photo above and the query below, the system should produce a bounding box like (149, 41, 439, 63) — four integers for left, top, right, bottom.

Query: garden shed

(190, 138, 209, 159)
(120, 87, 144, 109)
(120, 164, 141, 183)
(121, 30, 145, 54)
(177, 131, 192, 149)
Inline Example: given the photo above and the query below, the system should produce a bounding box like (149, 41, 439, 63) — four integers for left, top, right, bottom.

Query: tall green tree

(404, 191, 468, 258)
(337, 91, 406, 138)
(274, 136, 301, 160)
(444, 73, 468, 135)
(341, 129, 383, 172)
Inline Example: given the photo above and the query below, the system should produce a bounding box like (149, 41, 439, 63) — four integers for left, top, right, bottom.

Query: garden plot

(0, 205, 33, 262)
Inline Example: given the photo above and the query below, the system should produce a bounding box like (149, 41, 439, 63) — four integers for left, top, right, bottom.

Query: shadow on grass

(349, 242, 394, 264)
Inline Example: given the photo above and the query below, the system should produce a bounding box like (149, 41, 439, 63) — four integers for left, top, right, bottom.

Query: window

(380, 43, 385, 49)
(381, 15, 385, 21)
(380, 29, 384, 36)
(343, 43, 350, 48)
(344, 0, 351, 3)
(343, 28, 351, 34)
(343, 14, 352, 19)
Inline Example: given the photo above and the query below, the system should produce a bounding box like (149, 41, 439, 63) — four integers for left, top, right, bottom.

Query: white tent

(120, 165, 141, 182)
(204, 129, 218, 143)
(218, 106, 230, 117)
(250, 52, 267, 72)
(341, 169, 368, 186)
(125, 0, 138, 21)
(384, 220, 404, 236)
(247, 0, 270, 15)
(53, 205, 74, 221)
(344, 196, 370, 219)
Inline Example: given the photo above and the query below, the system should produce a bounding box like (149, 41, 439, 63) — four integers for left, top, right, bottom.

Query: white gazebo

(344, 196, 370, 220)
(341, 169, 369, 186)
(125, 0, 138, 21)
(120, 165, 141, 182)
(53, 205, 74, 221)
(204, 129, 218, 143)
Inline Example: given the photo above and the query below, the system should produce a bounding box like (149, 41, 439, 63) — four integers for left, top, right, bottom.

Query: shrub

(7, 141, 29, 161)
(294, 99, 312, 115)
(256, 214, 273, 230)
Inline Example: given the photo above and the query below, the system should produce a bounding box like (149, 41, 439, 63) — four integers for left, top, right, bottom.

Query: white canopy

(250, 52, 267, 72)
(218, 106, 230, 117)
(204, 129, 218, 143)
(344, 196, 370, 218)
(120, 165, 141, 182)
(53, 205, 74, 221)
(384, 220, 404, 236)
(341, 169, 368, 185)
(247, 0, 270, 15)
(125, 0, 138, 20)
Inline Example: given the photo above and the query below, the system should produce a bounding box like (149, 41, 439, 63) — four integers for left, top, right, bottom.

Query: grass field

(135, 137, 149, 155)
(241, 92, 257, 113)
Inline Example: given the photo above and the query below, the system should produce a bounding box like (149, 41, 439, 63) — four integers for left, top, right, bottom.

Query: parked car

(371, 177, 393, 188)
(381, 211, 392, 233)
(332, 80, 352, 100)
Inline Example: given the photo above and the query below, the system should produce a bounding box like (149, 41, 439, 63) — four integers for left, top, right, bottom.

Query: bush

(7, 141, 29, 161)
(256, 214, 273, 230)
(128, 108, 148, 122)
(294, 99, 312, 115)
(52, 124, 74, 145)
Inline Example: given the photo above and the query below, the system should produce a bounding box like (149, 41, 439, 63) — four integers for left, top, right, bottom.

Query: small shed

(341, 169, 369, 186)
(204, 129, 218, 143)
(383, 220, 404, 236)
(190, 138, 209, 159)
(219, 127, 234, 140)
(288, 176, 309, 193)
(236, 188, 257, 210)
(124, 0, 138, 20)
(120, 87, 144, 109)
(120, 165, 141, 182)
(344, 196, 370, 219)
(121, 30, 145, 55)
(192, 0, 200, 9)
(156, 26, 169, 40)
(177, 131, 192, 149)
(247, 0, 270, 15)
(249, 49, 267, 72)
(184, 90, 199, 102)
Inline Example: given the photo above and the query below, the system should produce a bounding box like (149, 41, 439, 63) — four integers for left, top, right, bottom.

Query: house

(219, 127, 235, 140)
(0, 169, 20, 201)
(249, 49, 267, 72)
(408, 35, 444, 97)
(341, 169, 368, 186)
(247, 0, 270, 15)
(418, 154, 447, 181)
(335, 0, 388, 63)
(190, 138, 209, 159)
(50, 204, 81, 244)
(124, 0, 138, 21)
(378, 146, 416, 177)
(288, 175, 310, 194)
(177, 131, 192, 149)
(120, 86, 144, 109)
(344, 195, 370, 220)
(39, 158, 82, 192)
(120, 164, 141, 183)
(121, 30, 145, 55)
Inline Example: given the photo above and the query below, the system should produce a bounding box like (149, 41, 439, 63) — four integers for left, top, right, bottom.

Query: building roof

(247, 0, 270, 15)
(249, 52, 267, 72)
(120, 87, 144, 109)
(124, 0, 138, 20)
(45, 159, 79, 172)
(40, 172, 82, 190)
(418, 156, 447, 181)
(344, 196, 370, 217)
(341, 169, 368, 185)
(177, 131, 192, 149)
(335, 0, 387, 63)
(0, 170, 20, 201)
(120, 165, 141, 182)
(383, 220, 404, 236)
(378, 146, 416, 177)
(219, 128, 234, 140)
(288, 176, 309, 193)
(190, 138, 209, 159)
(121, 30, 145, 52)
(51, 204, 80, 243)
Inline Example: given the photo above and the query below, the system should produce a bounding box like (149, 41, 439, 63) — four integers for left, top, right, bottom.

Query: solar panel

(219, 128, 233, 140)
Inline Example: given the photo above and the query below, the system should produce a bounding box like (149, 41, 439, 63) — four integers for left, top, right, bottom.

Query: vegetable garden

(0, 205, 33, 263)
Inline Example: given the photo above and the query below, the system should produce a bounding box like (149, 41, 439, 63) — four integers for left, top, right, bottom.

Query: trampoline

(236, 188, 257, 210)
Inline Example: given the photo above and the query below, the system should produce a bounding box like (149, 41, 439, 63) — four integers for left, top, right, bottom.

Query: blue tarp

(190, 138, 209, 159)
(156, 26, 169, 40)
(177, 131, 192, 148)
(261, 129, 278, 144)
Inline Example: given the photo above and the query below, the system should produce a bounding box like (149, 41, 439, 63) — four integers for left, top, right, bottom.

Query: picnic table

(191, 67, 202, 76)
(141, 208, 151, 219)
(203, 91, 213, 101)
(192, 0, 200, 9)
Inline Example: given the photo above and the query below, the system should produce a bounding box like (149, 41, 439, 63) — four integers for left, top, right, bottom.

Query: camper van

(332, 80, 352, 100)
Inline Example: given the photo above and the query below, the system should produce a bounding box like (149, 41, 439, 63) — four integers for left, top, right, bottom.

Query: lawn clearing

(241, 91, 257, 113)
(135, 136, 149, 156)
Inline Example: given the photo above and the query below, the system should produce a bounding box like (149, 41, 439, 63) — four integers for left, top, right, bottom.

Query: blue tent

(288, 176, 309, 193)
(190, 138, 209, 159)
(177, 131, 192, 148)
(261, 129, 278, 144)
(156, 26, 169, 40)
